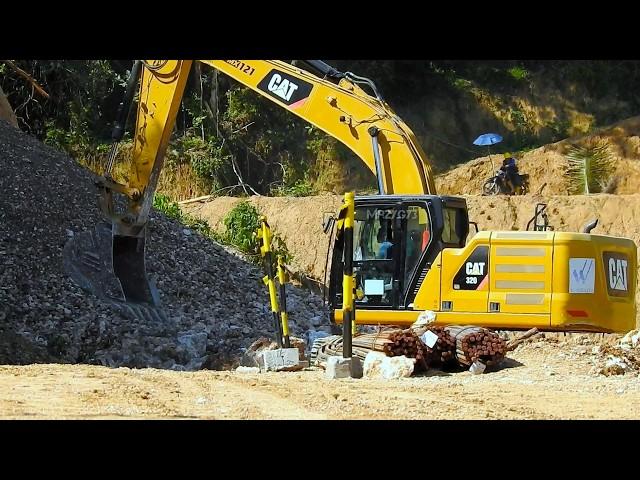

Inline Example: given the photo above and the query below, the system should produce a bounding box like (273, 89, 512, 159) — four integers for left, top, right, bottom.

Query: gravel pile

(0, 120, 330, 369)
(592, 330, 640, 376)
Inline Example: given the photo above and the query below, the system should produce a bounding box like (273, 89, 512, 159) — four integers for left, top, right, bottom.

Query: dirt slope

(436, 116, 640, 196)
(184, 195, 343, 284)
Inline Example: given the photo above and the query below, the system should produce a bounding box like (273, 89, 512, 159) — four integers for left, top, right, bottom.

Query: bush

(565, 140, 614, 194)
(153, 193, 182, 220)
(222, 200, 261, 255)
(507, 66, 530, 82)
(221, 200, 293, 264)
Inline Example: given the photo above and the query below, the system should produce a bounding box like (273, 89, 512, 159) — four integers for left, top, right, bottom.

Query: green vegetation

(153, 193, 216, 238)
(565, 141, 615, 194)
(4, 60, 640, 196)
(152, 193, 183, 222)
(152, 194, 291, 264)
(222, 201, 261, 255)
(507, 66, 530, 82)
(221, 201, 292, 263)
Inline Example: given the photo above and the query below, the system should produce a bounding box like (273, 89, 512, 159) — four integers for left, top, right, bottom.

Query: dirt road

(1, 339, 639, 420)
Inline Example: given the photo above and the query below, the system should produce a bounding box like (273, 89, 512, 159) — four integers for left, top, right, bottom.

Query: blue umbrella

(473, 133, 503, 146)
(473, 133, 503, 172)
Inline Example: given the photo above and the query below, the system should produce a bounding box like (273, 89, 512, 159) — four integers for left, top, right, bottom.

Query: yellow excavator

(64, 60, 637, 332)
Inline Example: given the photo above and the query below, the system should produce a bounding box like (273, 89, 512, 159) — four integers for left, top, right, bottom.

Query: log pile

(352, 329, 432, 371)
(312, 329, 431, 370)
(421, 326, 457, 366)
(445, 326, 507, 367)
(312, 324, 509, 373)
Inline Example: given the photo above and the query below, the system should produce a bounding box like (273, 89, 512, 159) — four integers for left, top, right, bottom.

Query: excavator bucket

(63, 223, 167, 322)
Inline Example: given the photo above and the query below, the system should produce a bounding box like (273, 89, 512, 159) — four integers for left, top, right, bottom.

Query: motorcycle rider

(500, 153, 522, 194)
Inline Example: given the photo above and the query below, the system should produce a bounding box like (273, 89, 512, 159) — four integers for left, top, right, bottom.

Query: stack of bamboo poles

(312, 328, 432, 370)
(444, 326, 507, 367)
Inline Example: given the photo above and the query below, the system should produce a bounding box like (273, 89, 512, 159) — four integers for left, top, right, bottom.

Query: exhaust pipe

(582, 218, 598, 233)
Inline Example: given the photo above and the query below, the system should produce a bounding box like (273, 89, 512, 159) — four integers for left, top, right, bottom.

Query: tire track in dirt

(2, 340, 640, 420)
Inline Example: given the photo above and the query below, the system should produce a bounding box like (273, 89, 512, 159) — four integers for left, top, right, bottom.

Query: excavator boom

(64, 59, 437, 315)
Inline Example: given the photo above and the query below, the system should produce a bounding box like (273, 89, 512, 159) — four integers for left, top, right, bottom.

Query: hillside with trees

(3, 60, 640, 199)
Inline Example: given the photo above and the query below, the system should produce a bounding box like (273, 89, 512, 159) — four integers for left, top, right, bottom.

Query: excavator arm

(64, 59, 437, 315)
(123, 59, 435, 212)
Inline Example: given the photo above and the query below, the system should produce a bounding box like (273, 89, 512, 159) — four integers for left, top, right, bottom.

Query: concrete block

(260, 348, 301, 372)
(325, 356, 363, 379)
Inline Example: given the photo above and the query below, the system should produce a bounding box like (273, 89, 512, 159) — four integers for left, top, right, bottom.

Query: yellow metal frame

(110, 59, 637, 334)
(335, 230, 636, 333)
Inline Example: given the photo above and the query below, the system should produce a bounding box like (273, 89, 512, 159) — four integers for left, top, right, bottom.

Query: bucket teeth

(63, 223, 167, 322)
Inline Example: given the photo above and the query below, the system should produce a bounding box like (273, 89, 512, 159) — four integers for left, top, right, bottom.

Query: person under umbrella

(500, 152, 523, 194)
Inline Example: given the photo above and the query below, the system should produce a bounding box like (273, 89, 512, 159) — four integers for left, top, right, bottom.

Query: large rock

(363, 352, 415, 379)
(0, 86, 18, 128)
(177, 331, 208, 358)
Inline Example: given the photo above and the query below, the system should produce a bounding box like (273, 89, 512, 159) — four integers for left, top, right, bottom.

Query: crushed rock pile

(593, 330, 640, 376)
(505, 330, 640, 377)
(0, 120, 330, 370)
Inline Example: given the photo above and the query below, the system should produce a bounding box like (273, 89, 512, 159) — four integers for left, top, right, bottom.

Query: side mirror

(469, 221, 479, 234)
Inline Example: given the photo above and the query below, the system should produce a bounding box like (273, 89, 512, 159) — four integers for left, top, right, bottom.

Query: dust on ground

(2, 334, 639, 419)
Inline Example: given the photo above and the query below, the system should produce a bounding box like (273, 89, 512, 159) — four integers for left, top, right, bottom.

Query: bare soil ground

(2, 336, 639, 420)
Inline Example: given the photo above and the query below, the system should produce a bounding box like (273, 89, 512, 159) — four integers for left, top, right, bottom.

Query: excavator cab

(329, 195, 636, 333)
(329, 195, 468, 315)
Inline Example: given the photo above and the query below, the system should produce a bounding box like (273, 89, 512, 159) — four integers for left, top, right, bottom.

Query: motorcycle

(482, 170, 529, 196)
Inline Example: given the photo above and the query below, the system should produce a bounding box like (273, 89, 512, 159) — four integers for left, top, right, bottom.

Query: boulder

(363, 352, 415, 379)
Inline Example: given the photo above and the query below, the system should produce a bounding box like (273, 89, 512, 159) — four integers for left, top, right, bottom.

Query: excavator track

(310, 335, 342, 366)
